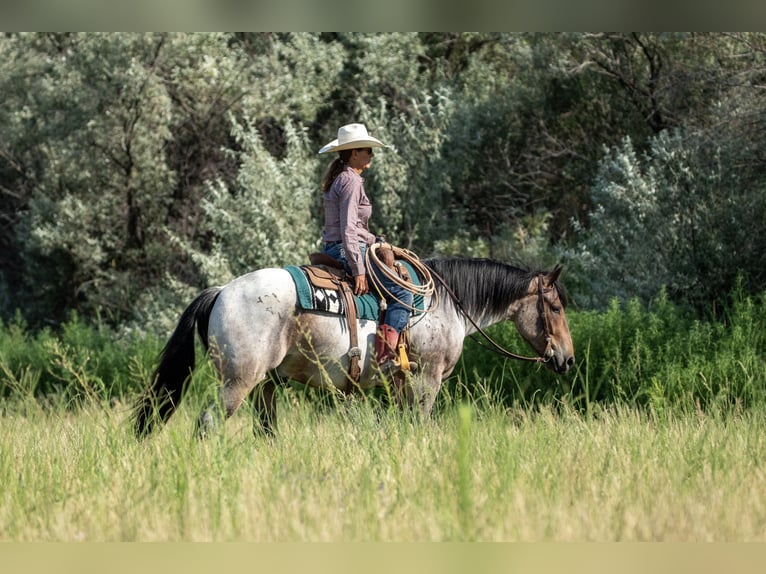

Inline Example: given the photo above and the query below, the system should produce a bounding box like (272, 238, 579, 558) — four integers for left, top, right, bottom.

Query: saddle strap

(338, 281, 361, 384)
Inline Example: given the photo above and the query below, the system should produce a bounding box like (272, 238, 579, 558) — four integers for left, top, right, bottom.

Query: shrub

(0, 312, 160, 405)
(452, 282, 766, 414)
(573, 129, 766, 313)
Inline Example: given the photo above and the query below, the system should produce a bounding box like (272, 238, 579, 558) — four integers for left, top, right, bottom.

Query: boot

(374, 324, 400, 375)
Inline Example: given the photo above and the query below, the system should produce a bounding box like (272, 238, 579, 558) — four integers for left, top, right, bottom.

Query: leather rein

(430, 269, 554, 364)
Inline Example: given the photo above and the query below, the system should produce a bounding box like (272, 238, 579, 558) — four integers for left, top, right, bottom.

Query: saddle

(304, 254, 363, 383)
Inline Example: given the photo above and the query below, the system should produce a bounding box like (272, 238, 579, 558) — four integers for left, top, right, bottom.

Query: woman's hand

(354, 274, 369, 296)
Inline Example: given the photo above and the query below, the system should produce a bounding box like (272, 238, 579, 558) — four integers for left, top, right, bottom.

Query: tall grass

(2, 282, 765, 413)
(0, 312, 160, 404)
(458, 284, 766, 414)
(2, 390, 766, 541)
(2, 286, 766, 540)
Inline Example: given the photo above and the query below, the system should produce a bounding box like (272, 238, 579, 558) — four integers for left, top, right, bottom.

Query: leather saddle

(305, 253, 362, 384)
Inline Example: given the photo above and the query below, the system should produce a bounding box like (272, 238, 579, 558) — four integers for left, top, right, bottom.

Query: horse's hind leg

(196, 374, 267, 439)
(196, 388, 224, 439)
(251, 377, 277, 437)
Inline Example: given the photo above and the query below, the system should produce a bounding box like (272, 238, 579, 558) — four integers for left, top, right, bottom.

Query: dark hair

(425, 257, 568, 320)
(321, 149, 353, 193)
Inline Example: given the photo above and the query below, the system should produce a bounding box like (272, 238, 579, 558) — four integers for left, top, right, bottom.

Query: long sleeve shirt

(321, 166, 376, 276)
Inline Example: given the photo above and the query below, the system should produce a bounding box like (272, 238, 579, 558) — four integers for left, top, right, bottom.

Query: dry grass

(1, 391, 766, 541)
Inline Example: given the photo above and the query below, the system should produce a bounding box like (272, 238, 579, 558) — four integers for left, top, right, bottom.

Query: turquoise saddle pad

(285, 262, 425, 321)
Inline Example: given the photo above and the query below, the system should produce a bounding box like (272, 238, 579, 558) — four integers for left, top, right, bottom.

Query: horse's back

(207, 268, 298, 365)
(207, 267, 374, 391)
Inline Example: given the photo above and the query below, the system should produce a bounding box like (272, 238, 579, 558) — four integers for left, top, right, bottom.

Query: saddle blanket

(284, 263, 425, 320)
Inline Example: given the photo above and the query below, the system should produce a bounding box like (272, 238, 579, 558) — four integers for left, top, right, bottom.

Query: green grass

(3, 286, 766, 541)
(0, 311, 160, 403)
(2, 389, 766, 541)
(457, 285, 766, 414)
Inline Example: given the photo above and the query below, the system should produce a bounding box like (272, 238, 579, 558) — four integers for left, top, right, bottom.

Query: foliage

(2, 33, 766, 331)
(2, 33, 246, 326)
(3, 282, 765, 418)
(455, 281, 766, 415)
(189, 117, 320, 283)
(573, 127, 766, 311)
(358, 91, 456, 249)
(0, 312, 159, 404)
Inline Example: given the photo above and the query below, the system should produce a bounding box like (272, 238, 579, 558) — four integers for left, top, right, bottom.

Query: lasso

(364, 243, 437, 312)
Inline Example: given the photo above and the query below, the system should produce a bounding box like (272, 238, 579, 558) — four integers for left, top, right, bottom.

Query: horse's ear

(546, 264, 563, 285)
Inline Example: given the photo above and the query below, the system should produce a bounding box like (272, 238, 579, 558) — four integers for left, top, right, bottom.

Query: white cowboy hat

(318, 123, 387, 154)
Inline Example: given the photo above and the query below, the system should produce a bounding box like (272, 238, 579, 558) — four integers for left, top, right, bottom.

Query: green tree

(188, 118, 320, 284)
(574, 126, 766, 312)
(3, 33, 254, 326)
(4, 32, 766, 331)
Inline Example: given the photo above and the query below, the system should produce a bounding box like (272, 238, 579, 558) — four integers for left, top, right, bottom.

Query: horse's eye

(551, 306, 561, 315)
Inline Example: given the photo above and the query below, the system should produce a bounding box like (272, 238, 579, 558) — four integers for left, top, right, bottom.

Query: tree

(188, 118, 320, 284)
(573, 125, 766, 312)
(4, 33, 766, 330)
(3, 33, 252, 325)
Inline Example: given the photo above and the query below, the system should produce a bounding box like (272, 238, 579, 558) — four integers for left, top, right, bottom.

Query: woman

(318, 123, 413, 373)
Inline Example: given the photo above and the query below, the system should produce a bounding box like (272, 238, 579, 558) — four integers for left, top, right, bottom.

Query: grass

(3, 286, 766, 541)
(457, 286, 766, 414)
(2, 387, 766, 541)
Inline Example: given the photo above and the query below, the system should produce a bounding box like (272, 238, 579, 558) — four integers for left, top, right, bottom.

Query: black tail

(133, 287, 222, 439)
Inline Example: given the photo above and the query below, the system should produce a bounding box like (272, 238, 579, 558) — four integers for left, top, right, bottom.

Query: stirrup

(377, 358, 401, 377)
(377, 358, 418, 377)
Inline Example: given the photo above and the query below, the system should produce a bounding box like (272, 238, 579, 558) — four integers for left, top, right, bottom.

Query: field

(2, 289, 766, 543)
(2, 386, 766, 542)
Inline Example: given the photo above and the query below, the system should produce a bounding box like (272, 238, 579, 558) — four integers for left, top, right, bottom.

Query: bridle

(431, 270, 555, 364)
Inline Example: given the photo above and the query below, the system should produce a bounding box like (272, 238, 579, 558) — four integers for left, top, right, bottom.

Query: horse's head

(512, 265, 575, 374)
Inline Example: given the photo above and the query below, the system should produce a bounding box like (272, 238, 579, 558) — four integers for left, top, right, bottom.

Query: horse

(132, 257, 575, 439)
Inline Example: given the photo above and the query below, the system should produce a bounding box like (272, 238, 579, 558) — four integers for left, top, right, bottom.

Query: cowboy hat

(318, 123, 387, 154)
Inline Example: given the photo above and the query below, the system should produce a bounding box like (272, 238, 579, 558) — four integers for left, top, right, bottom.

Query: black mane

(424, 257, 566, 320)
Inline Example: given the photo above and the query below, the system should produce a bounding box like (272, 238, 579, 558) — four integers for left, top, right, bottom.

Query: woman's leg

(322, 242, 347, 270)
(370, 261, 414, 331)
(370, 259, 414, 373)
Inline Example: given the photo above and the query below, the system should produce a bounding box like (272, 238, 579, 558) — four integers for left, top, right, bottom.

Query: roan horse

(133, 257, 574, 438)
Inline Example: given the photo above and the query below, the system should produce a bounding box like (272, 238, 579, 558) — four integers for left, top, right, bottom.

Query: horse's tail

(132, 286, 222, 439)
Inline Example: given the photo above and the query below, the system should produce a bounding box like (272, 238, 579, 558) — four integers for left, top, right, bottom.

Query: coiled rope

(365, 243, 437, 312)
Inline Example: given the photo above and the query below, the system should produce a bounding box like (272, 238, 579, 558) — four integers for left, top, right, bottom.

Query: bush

(3, 282, 765, 415)
(451, 282, 766, 414)
(573, 129, 766, 313)
(0, 312, 160, 405)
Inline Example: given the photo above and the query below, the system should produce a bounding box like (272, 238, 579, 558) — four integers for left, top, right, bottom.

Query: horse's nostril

(567, 356, 575, 368)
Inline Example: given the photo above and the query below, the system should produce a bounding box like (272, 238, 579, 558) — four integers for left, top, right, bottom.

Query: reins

(429, 267, 553, 364)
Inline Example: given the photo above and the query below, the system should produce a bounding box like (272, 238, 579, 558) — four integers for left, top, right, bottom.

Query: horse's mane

(424, 257, 567, 320)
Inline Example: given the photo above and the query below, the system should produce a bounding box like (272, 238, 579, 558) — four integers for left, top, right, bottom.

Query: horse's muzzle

(547, 352, 575, 374)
